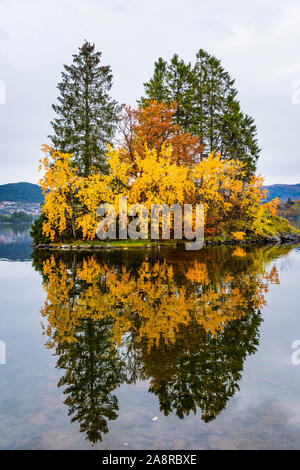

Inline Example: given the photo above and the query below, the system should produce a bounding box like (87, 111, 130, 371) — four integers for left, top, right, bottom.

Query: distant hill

(0, 182, 44, 203)
(264, 183, 300, 202)
(1, 181, 300, 205)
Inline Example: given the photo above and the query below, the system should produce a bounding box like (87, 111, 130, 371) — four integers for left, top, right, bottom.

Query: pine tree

(140, 55, 194, 131)
(141, 49, 260, 175)
(49, 41, 120, 176)
(193, 50, 260, 175)
(56, 317, 125, 444)
(141, 57, 169, 103)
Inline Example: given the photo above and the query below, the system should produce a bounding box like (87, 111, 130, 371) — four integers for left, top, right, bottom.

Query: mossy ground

(206, 216, 300, 244)
(50, 238, 179, 248)
(257, 215, 300, 237)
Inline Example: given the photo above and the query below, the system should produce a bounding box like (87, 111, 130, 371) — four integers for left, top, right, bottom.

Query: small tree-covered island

(31, 42, 299, 249)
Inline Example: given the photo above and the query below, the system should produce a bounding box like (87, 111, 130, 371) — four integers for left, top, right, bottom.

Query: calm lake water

(0, 223, 300, 450)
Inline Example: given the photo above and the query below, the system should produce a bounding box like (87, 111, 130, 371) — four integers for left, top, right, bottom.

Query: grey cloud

(0, 0, 299, 184)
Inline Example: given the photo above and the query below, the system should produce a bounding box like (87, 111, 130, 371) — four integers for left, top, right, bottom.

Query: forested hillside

(264, 184, 300, 201)
(0, 182, 43, 203)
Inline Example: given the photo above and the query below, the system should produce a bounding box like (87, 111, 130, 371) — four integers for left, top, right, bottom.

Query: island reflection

(32, 245, 287, 444)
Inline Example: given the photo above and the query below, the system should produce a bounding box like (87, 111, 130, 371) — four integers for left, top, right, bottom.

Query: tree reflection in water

(32, 245, 287, 443)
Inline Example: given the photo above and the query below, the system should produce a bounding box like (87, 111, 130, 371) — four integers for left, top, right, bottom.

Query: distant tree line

(278, 198, 300, 221)
(0, 211, 34, 223)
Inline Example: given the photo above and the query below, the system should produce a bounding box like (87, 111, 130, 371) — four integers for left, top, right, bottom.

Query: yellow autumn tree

(40, 250, 280, 351)
(39, 145, 80, 240)
(38, 142, 280, 242)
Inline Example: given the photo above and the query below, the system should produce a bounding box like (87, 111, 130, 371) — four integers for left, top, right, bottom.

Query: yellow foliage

(232, 247, 247, 257)
(232, 231, 246, 241)
(39, 145, 80, 240)
(38, 144, 279, 241)
(40, 251, 279, 350)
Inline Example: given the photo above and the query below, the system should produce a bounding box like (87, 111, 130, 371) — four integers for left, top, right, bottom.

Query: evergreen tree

(141, 55, 194, 131)
(56, 317, 125, 444)
(49, 41, 120, 176)
(133, 309, 262, 422)
(142, 57, 169, 103)
(141, 49, 260, 175)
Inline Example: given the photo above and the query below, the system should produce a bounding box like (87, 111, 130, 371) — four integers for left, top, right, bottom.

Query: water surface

(0, 224, 300, 449)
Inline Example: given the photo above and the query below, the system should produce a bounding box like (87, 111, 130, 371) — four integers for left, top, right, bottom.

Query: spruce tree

(141, 49, 260, 175)
(49, 41, 120, 176)
(56, 316, 125, 444)
(141, 55, 194, 131)
(142, 57, 169, 103)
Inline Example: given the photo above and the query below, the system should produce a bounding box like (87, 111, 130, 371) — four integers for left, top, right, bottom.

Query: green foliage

(30, 213, 51, 244)
(252, 215, 299, 238)
(205, 214, 298, 241)
(49, 41, 121, 177)
(141, 49, 260, 177)
(56, 317, 125, 444)
(0, 211, 33, 223)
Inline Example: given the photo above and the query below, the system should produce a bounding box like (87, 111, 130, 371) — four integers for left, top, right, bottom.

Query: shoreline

(32, 232, 300, 251)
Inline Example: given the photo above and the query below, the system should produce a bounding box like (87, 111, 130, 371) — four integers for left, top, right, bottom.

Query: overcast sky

(0, 0, 300, 185)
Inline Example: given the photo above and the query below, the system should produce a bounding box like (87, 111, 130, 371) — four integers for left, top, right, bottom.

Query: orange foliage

(117, 100, 203, 168)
